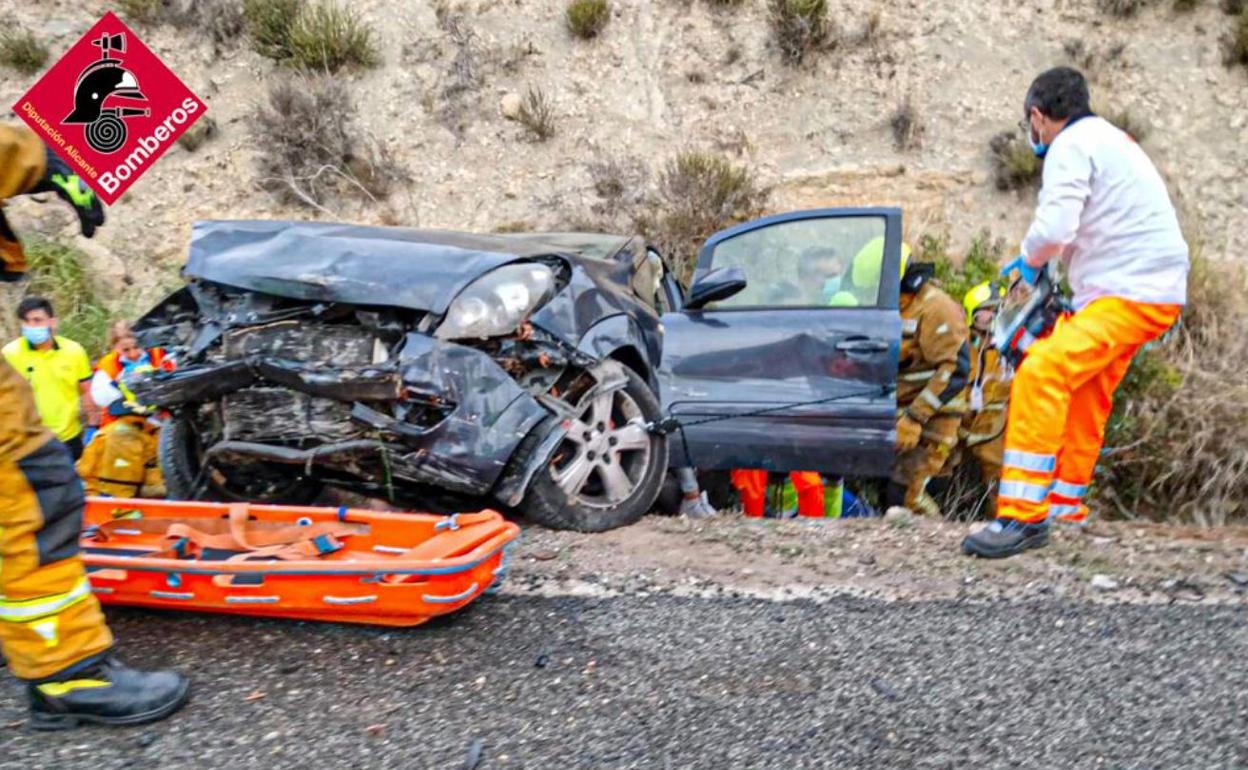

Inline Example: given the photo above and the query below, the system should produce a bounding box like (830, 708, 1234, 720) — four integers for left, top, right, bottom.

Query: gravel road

(2, 587, 1245, 770)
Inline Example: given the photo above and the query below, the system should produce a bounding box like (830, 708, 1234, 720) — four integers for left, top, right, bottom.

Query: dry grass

(244, 0, 302, 60)
(16, 239, 113, 358)
(646, 151, 768, 283)
(286, 1, 379, 70)
(1100, 105, 1150, 142)
(516, 86, 556, 141)
(251, 77, 404, 211)
(566, 0, 610, 39)
(117, 0, 163, 21)
(988, 130, 1042, 191)
(1099, 253, 1248, 524)
(1098, 0, 1153, 15)
(889, 98, 924, 151)
(768, 0, 833, 64)
(0, 26, 48, 74)
(1223, 0, 1244, 12)
(1173, 0, 1199, 10)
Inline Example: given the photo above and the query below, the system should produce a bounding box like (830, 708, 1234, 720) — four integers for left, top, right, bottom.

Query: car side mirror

(685, 267, 747, 310)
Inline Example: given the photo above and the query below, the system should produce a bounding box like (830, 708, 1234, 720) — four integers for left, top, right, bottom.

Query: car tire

(522, 366, 668, 532)
(159, 413, 322, 505)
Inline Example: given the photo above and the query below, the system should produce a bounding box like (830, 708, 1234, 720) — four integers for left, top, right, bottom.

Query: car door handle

(836, 338, 888, 353)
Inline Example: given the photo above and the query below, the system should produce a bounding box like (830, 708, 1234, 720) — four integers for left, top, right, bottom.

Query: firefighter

(886, 252, 972, 517)
(89, 319, 171, 427)
(963, 68, 1188, 558)
(937, 282, 1010, 508)
(0, 124, 189, 728)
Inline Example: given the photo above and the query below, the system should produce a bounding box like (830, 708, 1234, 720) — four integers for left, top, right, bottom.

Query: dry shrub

(1223, 0, 1245, 12)
(252, 77, 404, 210)
(566, 0, 610, 39)
(1098, 0, 1154, 15)
(890, 98, 923, 151)
(1098, 253, 1248, 524)
(120, 0, 245, 44)
(516, 86, 556, 141)
(1227, 11, 1248, 67)
(988, 130, 1042, 191)
(1100, 105, 1150, 142)
(768, 0, 832, 64)
(1173, 0, 1199, 9)
(0, 26, 48, 74)
(117, 0, 163, 21)
(647, 151, 767, 282)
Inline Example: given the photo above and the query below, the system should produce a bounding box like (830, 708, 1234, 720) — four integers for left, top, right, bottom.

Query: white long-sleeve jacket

(1021, 116, 1189, 310)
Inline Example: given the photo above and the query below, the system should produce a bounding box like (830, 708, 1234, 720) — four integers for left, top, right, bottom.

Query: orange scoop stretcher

(80, 498, 520, 627)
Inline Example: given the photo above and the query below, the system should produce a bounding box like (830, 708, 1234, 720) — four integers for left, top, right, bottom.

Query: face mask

(121, 351, 151, 371)
(822, 275, 843, 296)
(1027, 123, 1048, 158)
(21, 325, 51, 346)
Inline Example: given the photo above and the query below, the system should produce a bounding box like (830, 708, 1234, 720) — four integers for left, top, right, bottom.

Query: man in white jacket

(963, 67, 1189, 558)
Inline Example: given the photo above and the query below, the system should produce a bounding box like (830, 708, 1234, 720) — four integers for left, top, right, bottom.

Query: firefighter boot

(961, 518, 1049, 559)
(28, 655, 190, 730)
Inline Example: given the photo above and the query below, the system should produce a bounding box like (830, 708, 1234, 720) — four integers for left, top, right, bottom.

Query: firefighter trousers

(997, 297, 1181, 524)
(0, 439, 113, 680)
(891, 414, 961, 517)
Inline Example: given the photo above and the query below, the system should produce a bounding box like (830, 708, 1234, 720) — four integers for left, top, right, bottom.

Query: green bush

(930, 230, 1007, 303)
(0, 27, 49, 74)
(244, 0, 303, 61)
(287, 1, 379, 71)
(768, 0, 831, 64)
(566, 0, 610, 39)
(21, 239, 112, 357)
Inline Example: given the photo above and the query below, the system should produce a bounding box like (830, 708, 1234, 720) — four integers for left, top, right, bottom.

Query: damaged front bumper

(132, 332, 567, 503)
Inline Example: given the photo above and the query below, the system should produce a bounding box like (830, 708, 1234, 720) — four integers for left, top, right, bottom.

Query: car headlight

(435, 263, 556, 340)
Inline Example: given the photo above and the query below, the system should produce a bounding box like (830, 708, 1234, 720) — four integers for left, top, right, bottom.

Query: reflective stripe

(1048, 503, 1082, 519)
(423, 583, 480, 604)
(980, 403, 1007, 411)
(1052, 480, 1087, 499)
(0, 578, 90, 623)
(902, 319, 919, 334)
(37, 679, 110, 697)
(899, 370, 935, 382)
(998, 480, 1050, 503)
(1003, 449, 1056, 474)
(920, 390, 943, 409)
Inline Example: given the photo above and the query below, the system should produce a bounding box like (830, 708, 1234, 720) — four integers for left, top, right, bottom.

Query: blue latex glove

(1000, 255, 1039, 286)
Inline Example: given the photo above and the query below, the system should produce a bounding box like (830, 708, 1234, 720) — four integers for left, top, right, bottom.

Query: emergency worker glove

(35, 149, 104, 238)
(895, 412, 923, 452)
(1000, 255, 1038, 287)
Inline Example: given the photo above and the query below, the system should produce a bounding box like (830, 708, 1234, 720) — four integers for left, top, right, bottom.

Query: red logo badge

(12, 11, 206, 205)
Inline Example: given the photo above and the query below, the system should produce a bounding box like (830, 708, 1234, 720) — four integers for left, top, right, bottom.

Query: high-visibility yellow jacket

(960, 332, 1011, 445)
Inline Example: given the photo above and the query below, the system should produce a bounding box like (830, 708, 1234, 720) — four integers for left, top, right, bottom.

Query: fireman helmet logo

(13, 12, 206, 205)
(62, 32, 151, 154)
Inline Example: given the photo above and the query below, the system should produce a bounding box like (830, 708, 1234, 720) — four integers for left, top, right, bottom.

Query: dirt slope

(0, 0, 1244, 315)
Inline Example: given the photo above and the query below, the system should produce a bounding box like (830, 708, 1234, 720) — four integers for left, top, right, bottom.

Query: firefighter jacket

(0, 125, 47, 279)
(896, 265, 972, 424)
(961, 332, 1011, 446)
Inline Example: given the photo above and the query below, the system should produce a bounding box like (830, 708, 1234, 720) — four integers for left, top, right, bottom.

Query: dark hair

(16, 296, 54, 321)
(1024, 67, 1091, 121)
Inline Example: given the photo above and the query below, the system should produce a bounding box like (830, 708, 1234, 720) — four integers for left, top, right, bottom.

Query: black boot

(28, 655, 189, 730)
(961, 517, 1049, 559)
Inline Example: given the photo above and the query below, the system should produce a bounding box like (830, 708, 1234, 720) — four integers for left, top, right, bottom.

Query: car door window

(705, 216, 888, 309)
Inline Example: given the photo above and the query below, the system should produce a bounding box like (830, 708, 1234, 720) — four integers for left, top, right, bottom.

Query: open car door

(657, 208, 902, 477)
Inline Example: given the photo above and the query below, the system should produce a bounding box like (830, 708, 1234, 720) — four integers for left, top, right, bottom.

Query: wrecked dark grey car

(134, 210, 906, 532)
(133, 220, 674, 532)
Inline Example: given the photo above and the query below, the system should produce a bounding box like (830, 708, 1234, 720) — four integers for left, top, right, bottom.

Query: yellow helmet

(826, 290, 859, 307)
(963, 280, 1005, 325)
(851, 237, 913, 290)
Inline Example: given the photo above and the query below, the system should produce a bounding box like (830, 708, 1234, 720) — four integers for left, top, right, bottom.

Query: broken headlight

(435, 263, 556, 340)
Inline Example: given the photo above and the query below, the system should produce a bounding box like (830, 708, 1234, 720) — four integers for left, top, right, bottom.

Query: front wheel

(521, 366, 668, 532)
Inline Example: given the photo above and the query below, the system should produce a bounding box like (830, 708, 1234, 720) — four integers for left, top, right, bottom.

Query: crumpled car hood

(185, 220, 562, 314)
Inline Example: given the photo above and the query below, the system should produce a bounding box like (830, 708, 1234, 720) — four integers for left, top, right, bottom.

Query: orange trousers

(997, 297, 1181, 525)
(731, 469, 825, 517)
(0, 440, 113, 679)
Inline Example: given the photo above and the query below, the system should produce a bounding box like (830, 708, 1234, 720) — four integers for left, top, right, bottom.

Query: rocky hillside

(0, 0, 1245, 313)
